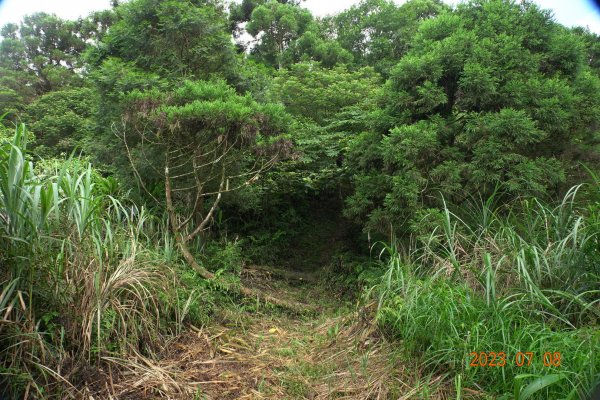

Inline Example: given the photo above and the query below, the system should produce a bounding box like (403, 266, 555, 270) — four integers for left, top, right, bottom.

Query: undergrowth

(3, 120, 600, 399)
(0, 124, 215, 398)
(375, 186, 600, 399)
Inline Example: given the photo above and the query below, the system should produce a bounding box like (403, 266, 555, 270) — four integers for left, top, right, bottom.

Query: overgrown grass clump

(0, 124, 213, 398)
(375, 187, 600, 399)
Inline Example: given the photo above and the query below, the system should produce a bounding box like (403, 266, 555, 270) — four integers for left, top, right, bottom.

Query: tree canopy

(343, 0, 600, 234)
(1, 0, 599, 239)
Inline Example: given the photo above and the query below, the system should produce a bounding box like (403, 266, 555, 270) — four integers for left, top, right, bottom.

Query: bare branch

(115, 122, 161, 205)
(185, 164, 226, 242)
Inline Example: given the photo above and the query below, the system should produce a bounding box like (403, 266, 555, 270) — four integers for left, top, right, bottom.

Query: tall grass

(375, 185, 600, 399)
(0, 123, 210, 398)
(413, 187, 600, 326)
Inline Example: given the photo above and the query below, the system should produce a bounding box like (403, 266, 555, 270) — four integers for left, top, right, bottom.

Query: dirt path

(103, 267, 444, 399)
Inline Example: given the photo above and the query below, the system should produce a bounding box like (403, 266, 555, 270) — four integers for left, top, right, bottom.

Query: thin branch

(185, 164, 226, 242)
(116, 122, 160, 205)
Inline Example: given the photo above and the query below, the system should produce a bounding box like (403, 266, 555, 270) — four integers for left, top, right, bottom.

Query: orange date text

(469, 352, 561, 367)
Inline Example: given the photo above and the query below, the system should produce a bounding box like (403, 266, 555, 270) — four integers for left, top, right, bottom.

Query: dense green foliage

(1, 0, 600, 398)
(24, 87, 97, 155)
(98, 0, 236, 78)
(345, 1, 600, 236)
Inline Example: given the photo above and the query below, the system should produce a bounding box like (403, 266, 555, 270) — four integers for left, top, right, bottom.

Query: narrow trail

(107, 266, 416, 400)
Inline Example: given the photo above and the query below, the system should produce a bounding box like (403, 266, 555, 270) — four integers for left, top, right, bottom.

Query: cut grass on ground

(92, 266, 461, 399)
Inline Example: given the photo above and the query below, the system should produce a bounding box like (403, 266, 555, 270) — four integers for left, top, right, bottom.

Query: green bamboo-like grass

(0, 124, 207, 397)
(375, 186, 600, 399)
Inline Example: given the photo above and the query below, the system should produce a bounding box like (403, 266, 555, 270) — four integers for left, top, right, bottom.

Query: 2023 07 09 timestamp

(469, 352, 562, 367)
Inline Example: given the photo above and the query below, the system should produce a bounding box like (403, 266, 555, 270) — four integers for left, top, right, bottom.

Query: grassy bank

(375, 188, 600, 398)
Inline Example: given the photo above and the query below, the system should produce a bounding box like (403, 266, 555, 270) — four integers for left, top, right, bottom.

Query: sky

(0, 0, 599, 33)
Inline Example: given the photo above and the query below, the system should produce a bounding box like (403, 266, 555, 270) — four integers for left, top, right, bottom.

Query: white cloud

(0, 0, 598, 33)
(0, 0, 111, 28)
(302, 0, 599, 33)
(577, 15, 600, 33)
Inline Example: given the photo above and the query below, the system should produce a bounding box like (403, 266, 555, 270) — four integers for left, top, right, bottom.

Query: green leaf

(514, 374, 567, 400)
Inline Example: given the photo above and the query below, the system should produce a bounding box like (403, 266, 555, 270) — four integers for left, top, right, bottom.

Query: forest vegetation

(1, 0, 600, 398)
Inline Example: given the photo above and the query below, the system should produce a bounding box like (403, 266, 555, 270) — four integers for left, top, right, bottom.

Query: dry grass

(305, 307, 458, 400)
(91, 269, 462, 400)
